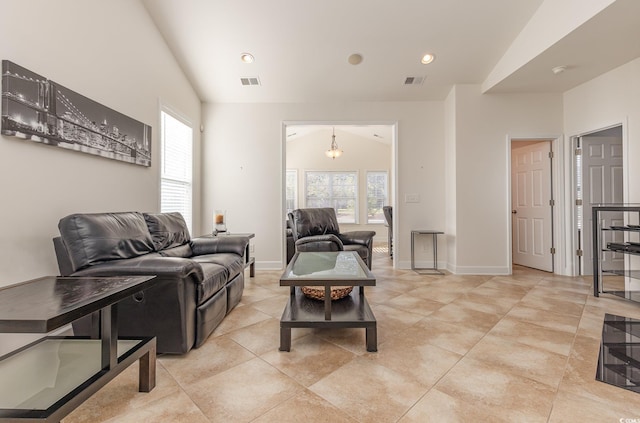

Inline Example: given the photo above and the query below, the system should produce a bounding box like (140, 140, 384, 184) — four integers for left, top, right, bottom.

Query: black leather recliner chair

(288, 208, 376, 269)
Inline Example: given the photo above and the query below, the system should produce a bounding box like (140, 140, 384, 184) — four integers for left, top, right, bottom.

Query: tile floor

(63, 251, 640, 422)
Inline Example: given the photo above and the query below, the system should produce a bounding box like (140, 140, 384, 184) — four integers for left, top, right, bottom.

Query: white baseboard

(255, 261, 285, 271)
(448, 265, 510, 275)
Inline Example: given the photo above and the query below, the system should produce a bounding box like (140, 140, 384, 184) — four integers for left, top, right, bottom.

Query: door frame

(569, 121, 628, 276)
(281, 120, 399, 269)
(506, 135, 563, 275)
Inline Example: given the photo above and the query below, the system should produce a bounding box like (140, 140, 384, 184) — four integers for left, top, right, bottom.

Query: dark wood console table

(0, 276, 157, 422)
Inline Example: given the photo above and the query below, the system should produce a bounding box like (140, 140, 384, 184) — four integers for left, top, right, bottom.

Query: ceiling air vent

(240, 77, 261, 86)
(404, 76, 425, 86)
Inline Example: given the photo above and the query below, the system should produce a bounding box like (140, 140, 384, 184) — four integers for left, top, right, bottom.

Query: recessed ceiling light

(421, 53, 435, 65)
(240, 53, 254, 64)
(348, 53, 363, 65)
(551, 65, 567, 75)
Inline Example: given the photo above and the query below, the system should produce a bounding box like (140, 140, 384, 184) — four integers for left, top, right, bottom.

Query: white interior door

(580, 134, 624, 275)
(511, 141, 553, 272)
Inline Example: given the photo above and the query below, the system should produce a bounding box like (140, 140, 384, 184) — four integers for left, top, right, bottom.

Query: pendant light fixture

(325, 127, 343, 159)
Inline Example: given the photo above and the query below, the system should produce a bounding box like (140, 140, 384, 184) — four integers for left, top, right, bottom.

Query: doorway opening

(282, 121, 398, 268)
(510, 139, 555, 273)
(572, 125, 624, 276)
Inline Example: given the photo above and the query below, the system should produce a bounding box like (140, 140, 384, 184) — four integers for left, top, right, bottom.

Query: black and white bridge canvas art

(1, 60, 151, 167)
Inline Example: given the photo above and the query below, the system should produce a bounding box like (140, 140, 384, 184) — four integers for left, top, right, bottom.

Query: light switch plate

(405, 194, 420, 203)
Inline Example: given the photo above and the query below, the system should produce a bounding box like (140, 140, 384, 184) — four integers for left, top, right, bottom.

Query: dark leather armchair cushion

(290, 208, 340, 239)
(295, 234, 343, 252)
(58, 212, 155, 272)
(144, 212, 191, 251)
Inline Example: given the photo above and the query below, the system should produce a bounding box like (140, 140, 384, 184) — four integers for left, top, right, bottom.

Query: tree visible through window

(305, 171, 358, 223)
(367, 171, 388, 223)
(160, 110, 193, 233)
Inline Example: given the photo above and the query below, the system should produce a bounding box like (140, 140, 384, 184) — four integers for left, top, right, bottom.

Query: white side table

(411, 230, 444, 274)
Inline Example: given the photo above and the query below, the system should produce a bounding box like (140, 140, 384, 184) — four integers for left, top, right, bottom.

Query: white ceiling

(142, 0, 640, 103)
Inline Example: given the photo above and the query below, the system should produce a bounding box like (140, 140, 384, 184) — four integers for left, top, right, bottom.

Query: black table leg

(366, 324, 377, 352)
(279, 325, 291, 351)
(100, 304, 118, 370)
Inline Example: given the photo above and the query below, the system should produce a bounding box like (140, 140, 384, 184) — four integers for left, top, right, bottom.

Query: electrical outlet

(405, 194, 420, 203)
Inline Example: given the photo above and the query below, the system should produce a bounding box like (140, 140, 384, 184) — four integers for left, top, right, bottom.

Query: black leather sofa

(53, 211, 249, 354)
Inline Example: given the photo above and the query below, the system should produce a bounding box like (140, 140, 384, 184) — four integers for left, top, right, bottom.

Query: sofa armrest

(295, 234, 343, 252)
(190, 236, 249, 256)
(70, 255, 201, 280)
(339, 231, 376, 247)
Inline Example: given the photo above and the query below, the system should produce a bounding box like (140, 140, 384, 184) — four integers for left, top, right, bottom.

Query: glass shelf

(0, 338, 142, 411)
(597, 314, 640, 393)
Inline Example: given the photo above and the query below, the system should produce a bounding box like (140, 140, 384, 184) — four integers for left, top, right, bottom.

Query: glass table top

(281, 252, 374, 282)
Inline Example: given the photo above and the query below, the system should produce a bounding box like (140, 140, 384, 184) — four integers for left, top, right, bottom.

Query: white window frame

(304, 170, 359, 224)
(160, 107, 193, 233)
(366, 171, 389, 224)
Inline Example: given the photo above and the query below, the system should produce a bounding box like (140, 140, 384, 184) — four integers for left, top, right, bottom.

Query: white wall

(450, 85, 563, 274)
(286, 127, 391, 239)
(201, 102, 445, 269)
(0, 0, 201, 287)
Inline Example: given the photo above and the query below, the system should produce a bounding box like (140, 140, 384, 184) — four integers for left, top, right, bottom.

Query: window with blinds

(160, 110, 193, 233)
(305, 171, 358, 223)
(367, 171, 388, 224)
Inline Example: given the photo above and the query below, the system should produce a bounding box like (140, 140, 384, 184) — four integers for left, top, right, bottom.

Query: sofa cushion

(58, 212, 155, 272)
(193, 261, 228, 304)
(144, 212, 191, 251)
(192, 253, 244, 281)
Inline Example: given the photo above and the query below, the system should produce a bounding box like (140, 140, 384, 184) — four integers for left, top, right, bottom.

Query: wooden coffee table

(279, 251, 377, 352)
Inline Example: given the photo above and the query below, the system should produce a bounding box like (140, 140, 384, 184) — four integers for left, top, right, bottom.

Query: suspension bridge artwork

(1, 60, 151, 166)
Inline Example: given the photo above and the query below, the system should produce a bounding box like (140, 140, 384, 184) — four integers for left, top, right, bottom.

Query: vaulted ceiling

(142, 0, 640, 103)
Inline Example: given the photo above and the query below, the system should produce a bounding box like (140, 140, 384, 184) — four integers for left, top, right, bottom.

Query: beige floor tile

(261, 335, 355, 386)
(384, 293, 446, 316)
(309, 358, 428, 423)
(558, 335, 640, 414)
(450, 291, 520, 315)
(428, 302, 503, 332)
(184, 358, 303, 422)
(311, 327, 377, 355)
(488, 316, 575, 356)
(62, 363, 181, 423)
(466, 334, 568, 388)
(399, 388, 512, 423)
(548, 390, 638, 422)
(210, 303, 272, 337)
(159, 335, 255, 386)
(522, 285, 588, 305)
(519, 293, 585, 317)
(249, 294, 290, 319)
(413, 316, 486, 355)
(226, 317, 294, 356)
(435, 356, 556, 422)
(101, 390, 209, 423)
(506, 304, 581, 333)
(252, 389, 359, 423)
(364, 325, 462, 388)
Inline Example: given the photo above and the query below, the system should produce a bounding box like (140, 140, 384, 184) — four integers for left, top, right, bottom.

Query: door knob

(512, 210, 517, 214)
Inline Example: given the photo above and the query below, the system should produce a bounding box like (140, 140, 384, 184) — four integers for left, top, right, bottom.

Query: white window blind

(160, 110, 193, 233)
(305, 171, 358, 223)
(367, 171, 388, 224)
(286, 169, 298, 213)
